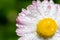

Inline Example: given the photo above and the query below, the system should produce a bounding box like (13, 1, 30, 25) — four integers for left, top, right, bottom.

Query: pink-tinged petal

(56, 5, 60, 28)
(47, 5, 51, 10)
(48, 4, 58, 18)
(36, 0, 41, 7)
(22, 8, 37, 18)
(27, 2, 43, 19)
(16, 16, 23, 25)
(19, 13, 25, 17)
(22, 8, 39, 19)
(21, 8, 36, 18)
(16, 13, 37, 25)
(37, 0, 48, 16)
(22, 8, 31, 15)
(21, 9, 41, 20)
(57, 5, 60, 16)
(16, 24, 36, 36)
(37, 0, 41, 3)
(32, 1, 37, 5)
(49, 0, 54, 4)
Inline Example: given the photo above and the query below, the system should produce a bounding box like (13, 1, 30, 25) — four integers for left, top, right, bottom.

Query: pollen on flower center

(36, 18, 57, 38)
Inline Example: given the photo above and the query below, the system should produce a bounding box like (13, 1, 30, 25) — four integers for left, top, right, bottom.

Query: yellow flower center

(36, 18, 57, 38)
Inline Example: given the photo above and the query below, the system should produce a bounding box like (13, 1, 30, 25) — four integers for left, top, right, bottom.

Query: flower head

(16, 0, 60, 40)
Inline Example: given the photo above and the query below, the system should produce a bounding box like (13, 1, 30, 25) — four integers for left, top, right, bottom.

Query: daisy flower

(16, 0, 60, 40)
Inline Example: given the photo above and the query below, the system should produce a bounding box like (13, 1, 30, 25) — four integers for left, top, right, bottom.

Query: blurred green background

(0, 0, 60, 40)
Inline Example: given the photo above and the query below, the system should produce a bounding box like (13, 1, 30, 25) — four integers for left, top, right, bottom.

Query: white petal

(56, 5, 60, 26)
(16, 24, 36, 36)
(17, 14, 37, 25)
(48, 4, 58, 18)
(27, 2, 44, 20)
(22, 8, 38, 19)
(18, 32, 36, 40)
(37, 0, 48, 17)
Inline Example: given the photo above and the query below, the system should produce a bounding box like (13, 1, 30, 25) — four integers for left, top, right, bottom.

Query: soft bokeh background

(0, 0, 60, 40)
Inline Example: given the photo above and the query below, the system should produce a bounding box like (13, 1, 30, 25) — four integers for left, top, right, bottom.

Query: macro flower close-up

(16, 0, 60, 40)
